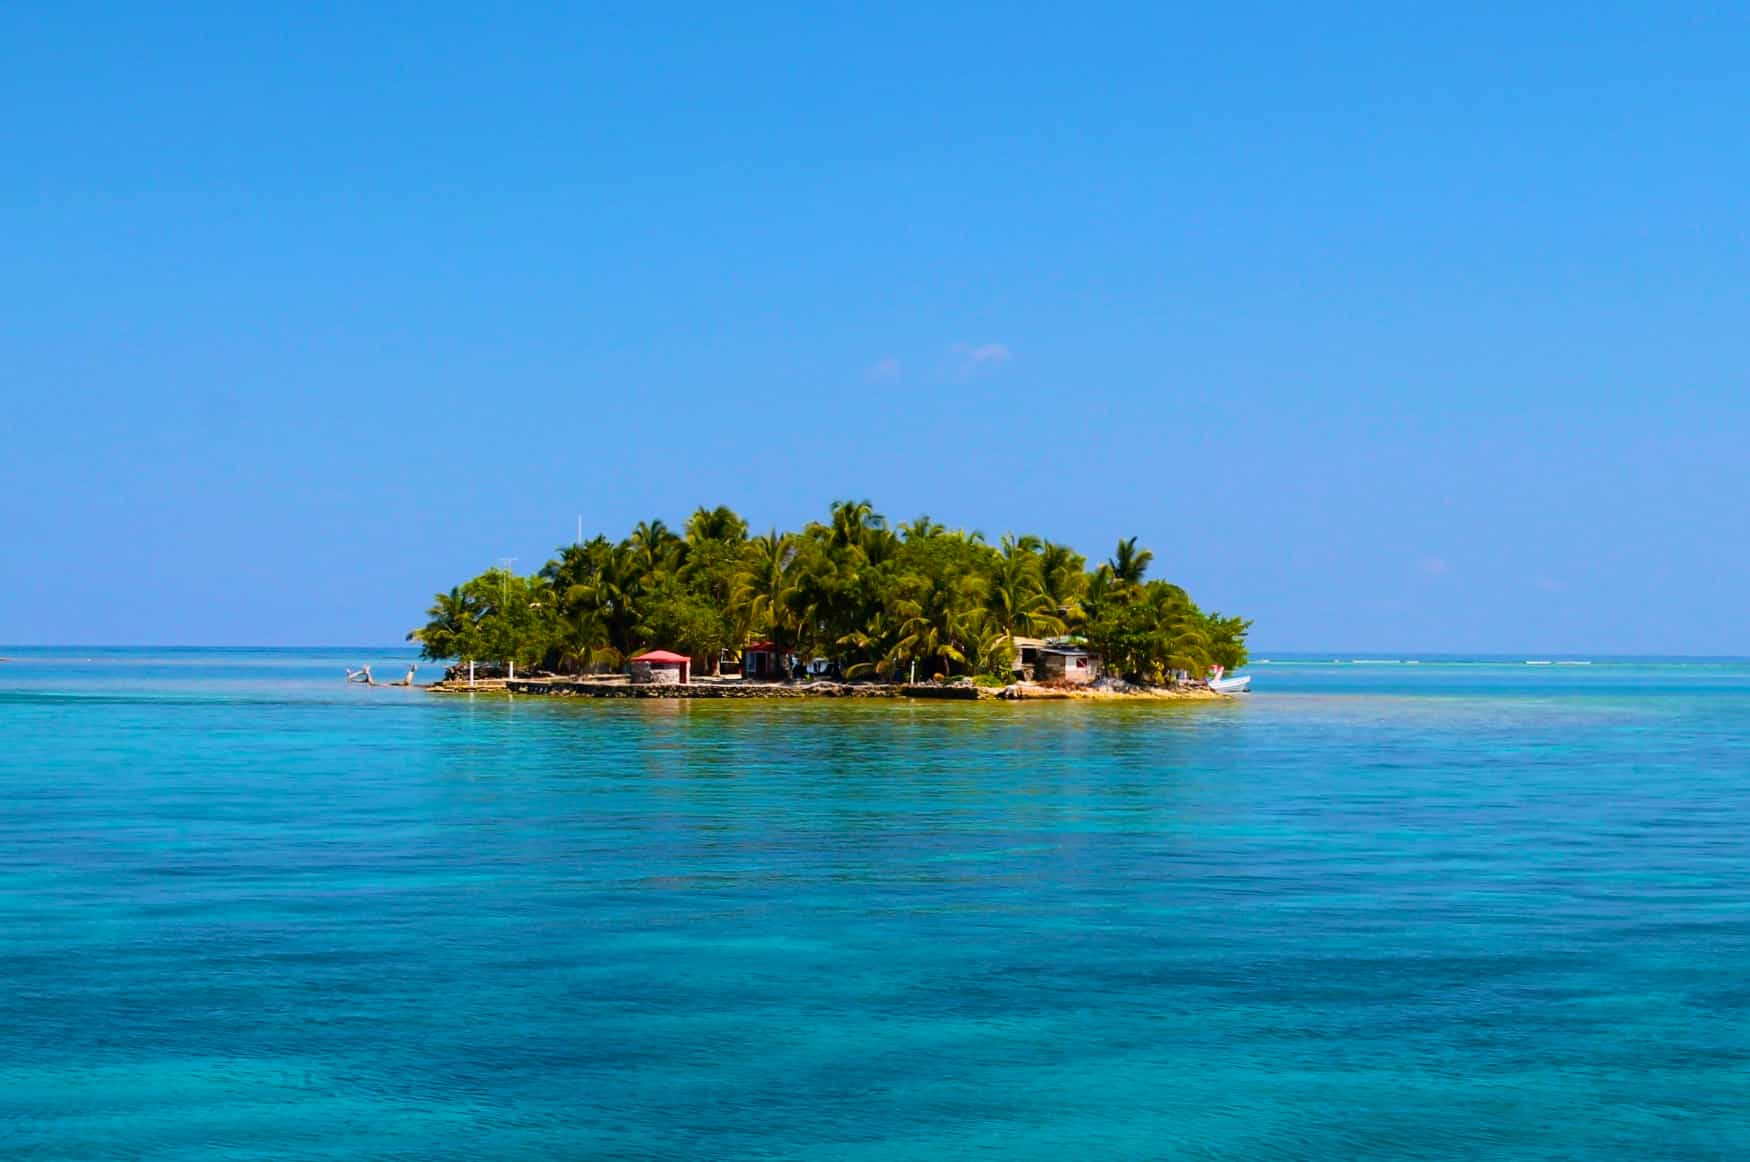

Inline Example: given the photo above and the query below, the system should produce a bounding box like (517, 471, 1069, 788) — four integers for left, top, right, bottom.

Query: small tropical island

(409, 501, 1250, 700)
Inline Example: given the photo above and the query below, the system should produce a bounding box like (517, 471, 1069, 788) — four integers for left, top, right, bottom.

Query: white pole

(469, 659, 475, 687)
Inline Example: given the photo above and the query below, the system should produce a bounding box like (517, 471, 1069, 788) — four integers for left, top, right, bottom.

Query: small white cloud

(1417, 556, 1450, 576)
(865, 357, 901, 382)
(951, 341, 1012, 375)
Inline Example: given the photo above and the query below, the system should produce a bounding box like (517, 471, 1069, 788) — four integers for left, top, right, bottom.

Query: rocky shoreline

(426, 675, 1230, 702)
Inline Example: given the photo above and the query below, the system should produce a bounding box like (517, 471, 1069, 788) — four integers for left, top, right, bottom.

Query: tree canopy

(409, 501, 1249, 683)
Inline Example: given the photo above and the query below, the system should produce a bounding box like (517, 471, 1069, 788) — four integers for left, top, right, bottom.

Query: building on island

(1036, 645, 1099, 684)
(1011, 637, 1045, 679)
(629, 649, 691, 685)
(741, 641, 785, 680)
(738, 644, 839, 680)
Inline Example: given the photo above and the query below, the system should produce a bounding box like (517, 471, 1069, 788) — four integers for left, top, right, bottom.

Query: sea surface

(3, 648, 1749, 1159)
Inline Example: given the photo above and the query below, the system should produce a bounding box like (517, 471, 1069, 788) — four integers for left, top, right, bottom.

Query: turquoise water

(4, 649, 1750, 1159)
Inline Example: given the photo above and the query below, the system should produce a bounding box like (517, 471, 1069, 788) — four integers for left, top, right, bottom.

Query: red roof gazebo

(630, 649, 691, 685)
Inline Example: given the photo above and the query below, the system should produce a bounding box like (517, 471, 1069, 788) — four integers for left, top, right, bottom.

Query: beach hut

(1011, 636, 1045, 679)
(629, 649, 691, 685)
(1036, 645, 1100, 684)
(741, 641, 785, 680)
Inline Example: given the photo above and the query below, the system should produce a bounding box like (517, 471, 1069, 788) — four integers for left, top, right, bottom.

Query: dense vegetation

(409, 501, 1249, 684)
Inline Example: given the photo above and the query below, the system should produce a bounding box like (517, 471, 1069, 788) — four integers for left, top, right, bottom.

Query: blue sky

(3, 3, 1747, 652)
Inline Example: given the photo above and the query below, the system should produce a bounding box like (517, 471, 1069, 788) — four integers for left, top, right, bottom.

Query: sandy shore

(995, 682, 1226, 701)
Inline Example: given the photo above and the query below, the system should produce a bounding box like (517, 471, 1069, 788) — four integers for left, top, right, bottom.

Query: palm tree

(1036, 542, 1078, 598)
(1080, 564, 1119, 626)
(1145, 581, 1214, 679)
(798, 500, 888, 663)
(959, 608, 1017, 679)
(1039, 540, 1087, 620)
(565, 541, 647, 663)
(552, 607, 618, 673)
(893, 572, 983, 678)
(685, 505, 748, 545)
(838, 608, 904, 680)
(829, 499, 879, 553)
(733, 530, 799, 679)
(538, 537, 624, 673)
(630, 519, 681, 578)
(899, 514, 945, 542)
(988, 535, 1064, 647)
(1109, 536, 1154, 587)
(945, 526, 988, 548)
(861, 523, 901, 568)
(407, 586, 481, 661)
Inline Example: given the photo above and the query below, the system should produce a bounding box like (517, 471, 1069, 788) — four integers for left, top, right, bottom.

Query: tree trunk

(777, 642, 795, 681)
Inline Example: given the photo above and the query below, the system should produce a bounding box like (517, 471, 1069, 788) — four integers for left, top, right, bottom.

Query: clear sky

(4, 4, 1747, 653)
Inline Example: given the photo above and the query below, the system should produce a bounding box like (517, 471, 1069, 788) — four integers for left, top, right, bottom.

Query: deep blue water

(4, 649, 1749, 1159)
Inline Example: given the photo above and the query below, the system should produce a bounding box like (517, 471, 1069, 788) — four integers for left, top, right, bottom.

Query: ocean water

(3, 649, 1749, 1159)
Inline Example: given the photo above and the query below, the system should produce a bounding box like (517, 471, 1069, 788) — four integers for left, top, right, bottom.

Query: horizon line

(4, 644, 1750, 662)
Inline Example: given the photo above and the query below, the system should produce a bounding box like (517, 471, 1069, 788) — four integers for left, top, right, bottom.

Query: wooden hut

(1011, 636, 1045, 679)
(1036, 645, 1099, 684)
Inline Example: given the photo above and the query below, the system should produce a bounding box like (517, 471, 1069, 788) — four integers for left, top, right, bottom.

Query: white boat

(1208, 665, 1251, 694)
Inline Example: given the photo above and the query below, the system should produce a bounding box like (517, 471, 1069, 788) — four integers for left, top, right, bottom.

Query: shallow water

(4, 649, 1749, 1159)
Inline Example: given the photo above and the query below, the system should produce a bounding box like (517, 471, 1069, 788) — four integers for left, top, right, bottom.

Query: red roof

(633, 650, 691, 664)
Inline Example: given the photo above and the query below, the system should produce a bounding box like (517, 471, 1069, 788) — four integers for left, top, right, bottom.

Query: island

(410, 501, 1250, 700)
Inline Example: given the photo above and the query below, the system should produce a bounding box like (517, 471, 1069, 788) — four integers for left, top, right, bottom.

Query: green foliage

(1077, 554, 1245, 682)
(638, 587, 735, 672)
(409, 504, 1250, 683)
(1082, 599, 1160, 682)
(1204, 612, 1253, 672)
(406, 586, 483, 662)
(468, 568, 554, 670)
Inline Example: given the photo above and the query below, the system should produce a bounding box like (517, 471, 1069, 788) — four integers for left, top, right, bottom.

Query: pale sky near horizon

(4, 4, 1747, 653)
